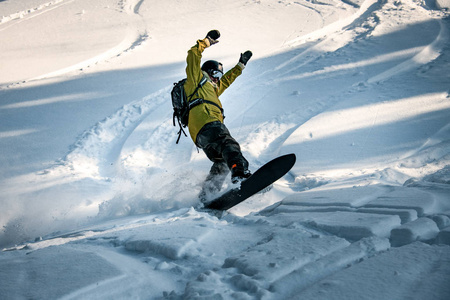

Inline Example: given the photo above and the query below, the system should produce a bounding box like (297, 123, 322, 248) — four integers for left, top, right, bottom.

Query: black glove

(206, 30, 220, 45)
(239, 50, 253, 65)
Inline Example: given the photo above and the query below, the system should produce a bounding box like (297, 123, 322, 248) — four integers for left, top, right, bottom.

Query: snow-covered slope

(1, 0, 449, 298)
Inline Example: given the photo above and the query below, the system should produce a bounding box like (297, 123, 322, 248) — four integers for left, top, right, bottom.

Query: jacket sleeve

(185, 38, 210, 91)
(217, 63, 244, 96)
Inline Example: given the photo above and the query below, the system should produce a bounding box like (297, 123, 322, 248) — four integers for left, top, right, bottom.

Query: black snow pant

(196, 121, 249, 199)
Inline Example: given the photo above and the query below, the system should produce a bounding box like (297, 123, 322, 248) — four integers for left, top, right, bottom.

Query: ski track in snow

(0, 0, 69, 27)
(0, 0, 149, 84)
(1, 0, 450, 298)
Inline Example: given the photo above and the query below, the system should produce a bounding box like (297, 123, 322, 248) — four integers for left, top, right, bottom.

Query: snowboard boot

(231, 164, 252, 184)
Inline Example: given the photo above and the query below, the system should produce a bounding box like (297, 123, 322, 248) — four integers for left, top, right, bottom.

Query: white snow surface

(1, 0, 450, 299)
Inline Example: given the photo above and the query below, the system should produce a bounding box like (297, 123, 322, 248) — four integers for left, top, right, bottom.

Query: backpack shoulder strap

(187, 75, 207, 101)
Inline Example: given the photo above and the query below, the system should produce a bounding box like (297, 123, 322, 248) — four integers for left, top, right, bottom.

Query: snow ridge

(368, 17, 450, 83)
(64, 88, 169, 178)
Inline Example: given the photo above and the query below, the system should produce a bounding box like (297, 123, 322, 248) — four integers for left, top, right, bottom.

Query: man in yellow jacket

(185, 30, 253, 201)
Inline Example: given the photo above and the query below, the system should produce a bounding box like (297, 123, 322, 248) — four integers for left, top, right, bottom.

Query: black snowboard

(204, 153, 296, 210)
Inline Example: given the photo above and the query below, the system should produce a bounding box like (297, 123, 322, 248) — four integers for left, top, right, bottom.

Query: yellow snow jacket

(184, 38, 243, 144)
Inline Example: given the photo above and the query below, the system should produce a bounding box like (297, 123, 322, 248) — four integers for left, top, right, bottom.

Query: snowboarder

(184, 29, 253, 201)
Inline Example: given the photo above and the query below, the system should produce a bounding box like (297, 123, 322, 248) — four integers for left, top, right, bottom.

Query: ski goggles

(210, 70, 223, 80)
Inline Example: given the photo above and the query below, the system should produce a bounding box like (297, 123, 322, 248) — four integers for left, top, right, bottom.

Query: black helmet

(201, 60, 223, 79)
